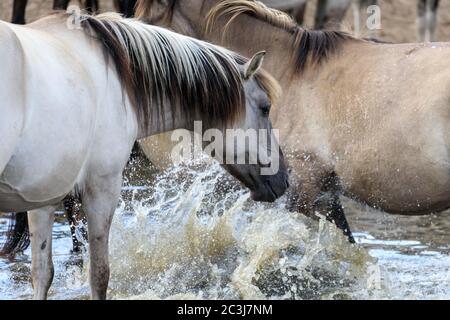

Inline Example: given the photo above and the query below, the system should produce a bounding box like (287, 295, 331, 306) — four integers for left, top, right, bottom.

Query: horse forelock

(81, 12, 248, 131)
(206, 0, 354, 74)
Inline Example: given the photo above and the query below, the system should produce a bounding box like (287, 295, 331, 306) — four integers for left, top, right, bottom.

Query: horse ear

(244, 51, 266, 80)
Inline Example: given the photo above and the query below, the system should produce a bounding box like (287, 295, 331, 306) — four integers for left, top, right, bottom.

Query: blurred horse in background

(113, 0, 136, 17)
(417, 0, 440, 42)
(261, 0, 377, 33)
(266, 0, 441, 42)
(11, 0, 137, 24)
(12, 0, 99, 24)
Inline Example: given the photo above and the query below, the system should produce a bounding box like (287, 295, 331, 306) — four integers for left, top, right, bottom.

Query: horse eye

(260, 103, 271, 116)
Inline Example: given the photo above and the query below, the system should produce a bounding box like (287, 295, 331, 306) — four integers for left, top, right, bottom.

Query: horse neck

(136, 99, 192, 139)
(199, 10, 295, 85)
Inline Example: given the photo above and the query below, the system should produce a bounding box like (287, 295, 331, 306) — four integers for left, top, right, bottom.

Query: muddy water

(0, 158, 449, 300)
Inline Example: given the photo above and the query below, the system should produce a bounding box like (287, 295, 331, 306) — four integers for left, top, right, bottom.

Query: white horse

(0, 12, 288, 299)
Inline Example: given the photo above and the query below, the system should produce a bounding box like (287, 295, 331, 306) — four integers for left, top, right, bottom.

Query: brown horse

(136, 0, 356, 242)
(137, 0, 450, 241)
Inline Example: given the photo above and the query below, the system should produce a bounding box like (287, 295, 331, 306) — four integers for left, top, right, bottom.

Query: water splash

(108, 159, 381, 300)
(0, 158, 387, 300)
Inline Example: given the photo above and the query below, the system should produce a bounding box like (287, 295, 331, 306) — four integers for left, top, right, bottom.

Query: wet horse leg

(287, 154, 355, 243)
(322, 173, 355, 243)
(28, 206, 56, 300)
(11, 0, 28, 24)
(64, 196, 87, 253)
(82, 173, 123, 300)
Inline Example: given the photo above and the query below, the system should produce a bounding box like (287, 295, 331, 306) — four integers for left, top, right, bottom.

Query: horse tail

(0, 212, 30, 259)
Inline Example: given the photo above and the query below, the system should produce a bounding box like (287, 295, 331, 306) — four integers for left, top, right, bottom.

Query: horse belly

(340, 156, 450, 215)
(0, 87, 94, 205)
(0, 191, 64, 213)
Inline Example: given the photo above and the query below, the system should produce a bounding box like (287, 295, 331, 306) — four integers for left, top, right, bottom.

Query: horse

(11, 0, 99, 24)
(261, 0, 370, 32)
(0, 12, 288, 299)
(137, 0, 450, 242)
(315, 0, 352, 30)
(5, 0, 139, 257)
(113, 0, 137, 18)
(417, 0, 440, 42)
(11, 0, 138, 24)
(259, 0, 307, 25)
(260, 0, 352, 29)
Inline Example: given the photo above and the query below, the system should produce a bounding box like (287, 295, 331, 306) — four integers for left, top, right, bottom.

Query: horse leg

(292, 3, 307, 25)
(417, 0, 427, 42)
(53, 0, 70, 10)
(287, 155, 354, 242)
(352, 1, 361, 35)
(28, 206, 56, 300)
(124, 0, 137, 18)
(0, 212, 30, 259)
(64, 196, 88, 253)
(428, 0, 440, 42)
(113, 0, 121, 12)
(322, 173, 355, 243)
(82, 174, 122, 300)
(315, 0, 351, 30)
(328, 0, 352, 30)
(315, 0, 328, 29)
(11, 0, 28, 24)
(84, 0, 99, 14)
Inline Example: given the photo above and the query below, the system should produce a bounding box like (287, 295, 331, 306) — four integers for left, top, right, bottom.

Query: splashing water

(1, 158, 387, 300)
(108, 159, 380, 300)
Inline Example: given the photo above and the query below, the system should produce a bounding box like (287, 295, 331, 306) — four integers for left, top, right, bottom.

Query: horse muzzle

(250, 171, 289, 202)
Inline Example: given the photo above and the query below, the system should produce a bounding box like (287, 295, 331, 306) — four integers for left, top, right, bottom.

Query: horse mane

(80, 12, 251, 130)
(206, 0, 354, 74)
